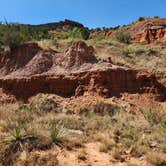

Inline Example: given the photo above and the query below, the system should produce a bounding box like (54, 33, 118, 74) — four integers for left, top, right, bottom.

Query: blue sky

(0, 0, 166, 28)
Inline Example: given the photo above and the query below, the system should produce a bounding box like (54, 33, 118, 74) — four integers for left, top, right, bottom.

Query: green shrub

(0, 22, 50, 49)
(17, 104, 32, 112)
(50, 121, 68, 145)
(56, 27, 90, 40)
(122, 48, 131, 56)
(0, 24, 27, 49)
(138, 17, 145, 21)
(79, 28, 90, 40)
(147, 48, 157, 55)
(116, 32, 131, 44)
(134, 48, 145, 55)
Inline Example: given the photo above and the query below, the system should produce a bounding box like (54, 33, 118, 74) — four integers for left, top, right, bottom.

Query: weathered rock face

(134, 27, 166, 44)
(65, 41, 97, 67)
(131, 21, 166, 44)
(54, 41, 97, 68)
(0, 43, 41, 76)
(0, 68, 165, 101)
(0, 41, 165, 101)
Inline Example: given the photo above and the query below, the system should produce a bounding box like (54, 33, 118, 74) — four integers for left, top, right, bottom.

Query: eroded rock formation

(0, 41, 165, 101)
(133, 25, 166, 44)
(128, 20, 166, 44)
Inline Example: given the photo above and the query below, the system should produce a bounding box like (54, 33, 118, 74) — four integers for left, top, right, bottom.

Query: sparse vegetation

(116, 32, 131, 44)
(0, 23, 27, 49)
(29, 94, 58, 113)
(0, 98, 166, 165)
(142, 106, 166, 126)
(0, 17, 166, 165)
(0, 22, 50, 49)
(50, 121, 68, 145)
(55, 27, 90, 40)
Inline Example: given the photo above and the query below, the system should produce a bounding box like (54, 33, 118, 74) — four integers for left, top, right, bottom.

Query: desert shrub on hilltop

(0, 24, 27, 49)
(0, 22, 50, 49)
(138, 16, 145, 21)
(56, 27, 90, 40)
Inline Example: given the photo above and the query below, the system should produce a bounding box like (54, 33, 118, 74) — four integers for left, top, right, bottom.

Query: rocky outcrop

(0, 68, 165, 101)
(0, 41, 165, 101)
(129, 19, 166, 44)
(54, 41, 97, 68)
(133, 25, 166, 44)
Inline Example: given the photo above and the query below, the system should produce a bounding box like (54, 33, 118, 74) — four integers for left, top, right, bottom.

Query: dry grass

(77, 149, 87, 161)
(146, 152, 166, 166)
(0, 97, 166, 165)
(112, 148, 125, 162)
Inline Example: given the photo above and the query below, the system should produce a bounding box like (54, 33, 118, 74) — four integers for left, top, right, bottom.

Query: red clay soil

(0, 41, 165, 101)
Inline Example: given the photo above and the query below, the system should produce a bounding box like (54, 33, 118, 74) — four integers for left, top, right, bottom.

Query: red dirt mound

(63, 41, 97, 68)
(0, 41, 98, 77)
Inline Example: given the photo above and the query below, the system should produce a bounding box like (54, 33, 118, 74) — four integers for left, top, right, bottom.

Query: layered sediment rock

(0, 68, 165, 101)
(0, 41, 165, 101)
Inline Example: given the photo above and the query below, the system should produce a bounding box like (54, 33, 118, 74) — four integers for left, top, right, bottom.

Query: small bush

(154, 16, 159, 19)
(116, 32, 131, 44)
(138, 17, 145, 21)
(90, 100, 116, 116)
(56, 27, 90, 40)
(147, 48, 157, 56)
(2, 124, 27, 141)
(0, 24, 27, 49)
(122, 48, 131, 56)
(134, 48, 145, 55)
(142, 106, 166, 126)
(17, 104, 32, 112)
(50, 121, 68, 145)
(29, 94, 58, 112)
